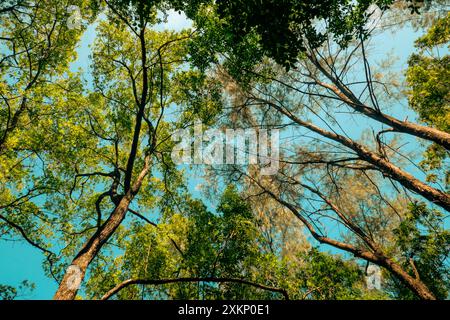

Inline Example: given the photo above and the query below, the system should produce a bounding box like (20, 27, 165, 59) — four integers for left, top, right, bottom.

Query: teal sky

(0, 10, 430, 299)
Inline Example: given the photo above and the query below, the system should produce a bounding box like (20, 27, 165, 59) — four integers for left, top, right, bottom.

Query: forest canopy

(0, 0, 449, 300)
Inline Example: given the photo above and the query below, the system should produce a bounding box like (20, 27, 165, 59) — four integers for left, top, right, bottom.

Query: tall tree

(53, 1, 196, 298)
(200, 0, 450, 211)
(1, 0, 448, 301)
(194, 1, 449, 299)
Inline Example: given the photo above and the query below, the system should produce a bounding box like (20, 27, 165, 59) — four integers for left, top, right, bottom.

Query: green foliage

(85, 186, 381, 300)
(105, 0, 210, 31)
(87, 186, 281, 299)
(172, 69, 223, 125)
(0, 0, 99, 276)
(406, 12, 449, 185)
(296, 248, 367, 300)
(387, 202, 449, 299)
(215, 0, 422, 69)
(407, 13, 449, 131)
(0, 280, 35, 300)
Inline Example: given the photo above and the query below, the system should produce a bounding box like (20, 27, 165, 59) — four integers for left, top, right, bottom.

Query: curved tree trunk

(53, 156, 151, 300)
(53, 195, 132, 300)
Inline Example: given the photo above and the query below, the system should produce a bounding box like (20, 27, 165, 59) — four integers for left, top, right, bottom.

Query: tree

(1, 0, 219, 300)
(52, 1, 199, 299)
(296, 248, 370, 300)
(0, 281, 35, 300)
(189, 1, 450, 211)
(195, 2, 449, 299)
(406, 12, 449, 186)
(89, 186, 293, 300)
(88, 186, 374, 300)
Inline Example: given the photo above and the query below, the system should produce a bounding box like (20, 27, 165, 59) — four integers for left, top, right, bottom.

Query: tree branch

(101, 277, 289, 300)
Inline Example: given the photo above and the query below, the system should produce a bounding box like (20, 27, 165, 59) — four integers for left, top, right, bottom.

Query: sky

(0, 9, 431, 299)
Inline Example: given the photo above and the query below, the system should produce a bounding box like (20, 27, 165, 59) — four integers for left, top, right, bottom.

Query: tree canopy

(0, 0, 448, 301)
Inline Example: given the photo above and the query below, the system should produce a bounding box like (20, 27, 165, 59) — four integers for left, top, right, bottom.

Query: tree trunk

(381, 256, 436, 300)
(53, 194, 133, 300)
(53, 156, 151, 300)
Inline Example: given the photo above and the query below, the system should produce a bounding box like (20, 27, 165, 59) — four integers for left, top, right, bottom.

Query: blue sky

(0, 10, 430, 299)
